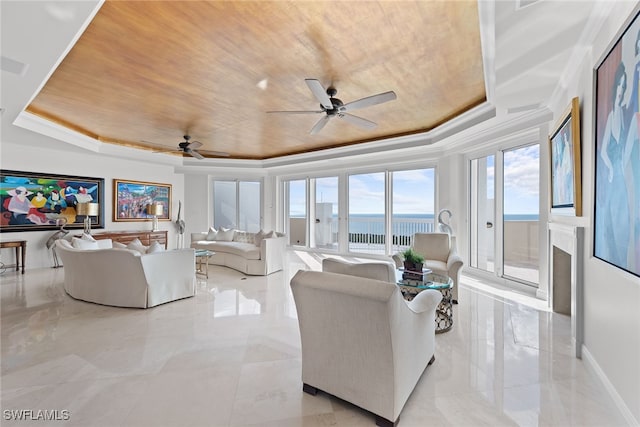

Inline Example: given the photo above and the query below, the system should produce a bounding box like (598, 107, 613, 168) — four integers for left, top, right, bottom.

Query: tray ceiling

(26, 0, 486, 160)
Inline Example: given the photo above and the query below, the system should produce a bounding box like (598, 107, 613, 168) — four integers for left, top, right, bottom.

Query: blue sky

(503, 145, 540, 215)
(288, 169, 436, 216)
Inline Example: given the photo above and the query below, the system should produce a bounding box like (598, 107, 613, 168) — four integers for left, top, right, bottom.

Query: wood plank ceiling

(27, 0, 486, 160)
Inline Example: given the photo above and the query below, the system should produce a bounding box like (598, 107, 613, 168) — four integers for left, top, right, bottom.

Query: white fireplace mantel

(548, 222, 584, 358)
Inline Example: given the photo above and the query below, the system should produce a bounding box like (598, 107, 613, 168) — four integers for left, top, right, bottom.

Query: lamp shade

(147, 204, 163, 216)
(76, 202, 99, 216)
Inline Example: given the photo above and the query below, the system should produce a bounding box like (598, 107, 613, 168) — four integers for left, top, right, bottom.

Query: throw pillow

(71, 237, 99, 250)
(127, 238, 148, 255)
(234, 231, 255, 243)
(275, 232, 285, 238)
(81, 233, 96, 242)
(58, 239, 73, 250)
(254, 229, 266, 247)
(113, 241, 127, 249)
(217, 227, 235, 241)
(146, 241, 165, 253)
(206, 227, 218, 241)
(264, 231, 276, 239)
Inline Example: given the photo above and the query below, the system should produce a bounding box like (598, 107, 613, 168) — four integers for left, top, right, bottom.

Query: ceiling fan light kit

(268, 79, 397, 135)
(151, 134, 229, 160)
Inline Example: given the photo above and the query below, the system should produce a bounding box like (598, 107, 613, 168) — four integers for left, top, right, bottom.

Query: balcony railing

(348, 217, 435, 252)
(291, 216, 436, 252)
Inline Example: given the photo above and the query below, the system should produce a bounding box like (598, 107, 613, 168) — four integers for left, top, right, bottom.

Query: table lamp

(146, 203, 163, 231)
(76, 202, 99, 234)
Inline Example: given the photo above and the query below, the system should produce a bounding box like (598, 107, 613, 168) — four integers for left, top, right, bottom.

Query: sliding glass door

(313, 176, 339, 250)
(469, 144, 540, 287)
(348, 172, 385, 254)
(285, 179, 307, 246)
(470, 155, 495, 273)
(503, 145, 540, 284)
(283, 167, 436, 255)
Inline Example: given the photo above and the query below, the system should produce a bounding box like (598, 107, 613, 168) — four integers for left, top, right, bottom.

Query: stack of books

(401, 268, 432, 282)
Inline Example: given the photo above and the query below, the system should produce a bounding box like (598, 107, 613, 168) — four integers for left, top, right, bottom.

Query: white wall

(1, 141, 185, 268)
(183, 173, 210, 240)
(547, 2, 640, 423)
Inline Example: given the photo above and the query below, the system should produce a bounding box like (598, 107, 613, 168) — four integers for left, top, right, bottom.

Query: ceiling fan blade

(310, 115, 331, 135)
(341, 91, 397, 112)
(267, 110, 324, 114)
(187, 149, 204, 160)
(340, 113, 377, 130)
(305, 79, 333, 109)
(199, 149, 231, 157)
(152, 148, 180, 154)
(187, 141, 203, 149)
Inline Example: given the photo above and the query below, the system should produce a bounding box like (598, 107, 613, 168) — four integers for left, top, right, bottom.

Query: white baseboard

(582, 345, 639, 426)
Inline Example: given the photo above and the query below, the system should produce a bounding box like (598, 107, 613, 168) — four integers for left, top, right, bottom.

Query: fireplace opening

(552, 246, 571, 315)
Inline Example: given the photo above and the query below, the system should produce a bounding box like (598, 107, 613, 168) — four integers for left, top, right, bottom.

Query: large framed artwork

(113, 179, 171, 222)
(0, 170, 104, 232)
(594, 7, 640, 277)
(549, 97, 582, 216)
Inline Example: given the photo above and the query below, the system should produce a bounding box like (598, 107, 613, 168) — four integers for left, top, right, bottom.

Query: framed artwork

(0, 170, 104, 232)
(113, 179, 171, 222)
(549, 97, 582, 216)
(594, 7, 640, 277)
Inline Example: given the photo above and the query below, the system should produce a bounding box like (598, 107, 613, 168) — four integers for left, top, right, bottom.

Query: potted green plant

(401, 248, 425, 272)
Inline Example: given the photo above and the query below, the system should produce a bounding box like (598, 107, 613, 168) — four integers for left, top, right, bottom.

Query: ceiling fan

(150, 135, 229, 159)
(268, 79, 397, 135)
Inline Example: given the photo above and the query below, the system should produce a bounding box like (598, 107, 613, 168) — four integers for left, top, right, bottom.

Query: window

(212, 180, 262, 232)
(283, 167, 436, 255)
(391, 168, 435, 253)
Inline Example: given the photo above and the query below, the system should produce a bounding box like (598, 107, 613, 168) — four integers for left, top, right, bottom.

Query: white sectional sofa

(56, 238, 196, 308)
(190, 228, 286, 275)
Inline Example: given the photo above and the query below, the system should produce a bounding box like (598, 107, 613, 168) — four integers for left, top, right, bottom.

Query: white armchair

(321, 257, 396, 282)
(290, 265, 441, 426)
(393, 232, 463, 303)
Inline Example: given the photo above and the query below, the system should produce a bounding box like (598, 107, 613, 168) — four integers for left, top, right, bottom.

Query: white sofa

(290, 260, 442, 427)
(56, 239, 196, 308)
(190, 229, 285, 275)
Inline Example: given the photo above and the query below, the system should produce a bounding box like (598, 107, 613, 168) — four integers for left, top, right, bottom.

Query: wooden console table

(91, 230, 168, 249)
(0, 240, 26, 274)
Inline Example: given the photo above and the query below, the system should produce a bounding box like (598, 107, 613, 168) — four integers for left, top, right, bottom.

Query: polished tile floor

(0, 251, 627, 427)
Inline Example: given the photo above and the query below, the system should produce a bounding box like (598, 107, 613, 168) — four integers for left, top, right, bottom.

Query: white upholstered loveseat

(290, 258, 442, 426)
(56, 239, 196, 308)
(190, 228, 285, 275)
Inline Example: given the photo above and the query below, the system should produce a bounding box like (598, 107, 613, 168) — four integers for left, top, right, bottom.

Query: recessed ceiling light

(256, 79, 268, 90)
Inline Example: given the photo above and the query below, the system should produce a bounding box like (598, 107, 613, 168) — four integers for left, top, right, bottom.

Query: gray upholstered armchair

(290, 263, 441, 427)
(393, 232, 463, 303)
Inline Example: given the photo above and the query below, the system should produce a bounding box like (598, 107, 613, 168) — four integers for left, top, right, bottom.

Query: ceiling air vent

(515, 0, 540, 10)
(1, 56, 29, 76)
